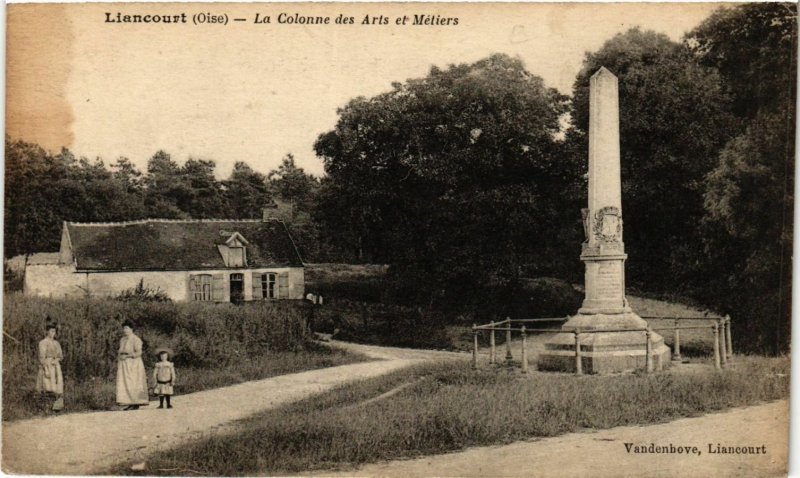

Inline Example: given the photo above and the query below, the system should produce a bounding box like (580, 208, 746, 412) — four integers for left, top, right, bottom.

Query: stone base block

(538, 311, 672, 374)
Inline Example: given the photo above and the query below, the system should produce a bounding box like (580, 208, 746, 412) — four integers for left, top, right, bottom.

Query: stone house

(23, 217, 305, 302)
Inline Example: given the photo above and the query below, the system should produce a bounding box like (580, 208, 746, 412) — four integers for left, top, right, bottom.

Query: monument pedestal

(538, 310, 672, 374)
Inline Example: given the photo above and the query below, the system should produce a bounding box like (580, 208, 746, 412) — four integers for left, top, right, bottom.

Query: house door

(230, 273, 244, 304)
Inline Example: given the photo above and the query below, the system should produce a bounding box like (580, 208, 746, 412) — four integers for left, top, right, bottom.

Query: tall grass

(129, 355, 789, 475)
(3, 294, 364, 420)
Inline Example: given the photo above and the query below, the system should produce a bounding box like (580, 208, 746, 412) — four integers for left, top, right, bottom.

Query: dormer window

(229, 246, 245, 267)
(218, 232, 249, 268)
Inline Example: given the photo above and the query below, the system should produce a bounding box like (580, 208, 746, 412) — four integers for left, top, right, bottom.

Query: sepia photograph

(3, 2, 796, 476)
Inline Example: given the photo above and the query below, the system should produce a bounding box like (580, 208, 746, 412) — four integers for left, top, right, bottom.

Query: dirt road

(2, 343, 464, 475)
(325, 400, 788, 478)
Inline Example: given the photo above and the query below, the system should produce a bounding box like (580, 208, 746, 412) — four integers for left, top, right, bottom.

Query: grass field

(121, 354, 789, 476)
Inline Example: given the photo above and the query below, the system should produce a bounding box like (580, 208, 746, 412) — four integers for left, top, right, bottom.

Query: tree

(4, 138, 61, 256)
(223, 162, 272, 219)
(689, 4, 796, 353)
(314, 54, 575, 309)
(570, 28, 735, 292)
(56, 155, 148, 223)
(111, 157, 144, 194)
(268, 154, 319, 214)
(686, 3, 796, 119)
(143, 151, 190, 219)
(180, 158, 228, 218)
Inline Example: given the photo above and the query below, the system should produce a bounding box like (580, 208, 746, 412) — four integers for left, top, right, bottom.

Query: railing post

(645, 327, 653, 374)
(725, 314, 733, 359)
(520, 326, 528, 374)
(489, 321, 496, 365)
(718, 318, 727, 367)
(672, 319, 682, 362)
(574, 329, 583, 375)
(712, 323, 721, 370)
(472, 324, 478, 370)
(505, 317, 513, 364)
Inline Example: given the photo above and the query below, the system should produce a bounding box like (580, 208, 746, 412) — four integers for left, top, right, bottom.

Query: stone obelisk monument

(539, 67, 671, 373)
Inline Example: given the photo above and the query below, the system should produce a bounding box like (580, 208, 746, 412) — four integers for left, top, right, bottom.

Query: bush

(115, 279, 171, 302)
(3, 262, 24, 293)
(313, 299, 450, 349)
(506, 278, 583, 319)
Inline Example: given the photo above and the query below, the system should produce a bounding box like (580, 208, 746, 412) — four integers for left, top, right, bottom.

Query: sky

(7, 3, 727, 178)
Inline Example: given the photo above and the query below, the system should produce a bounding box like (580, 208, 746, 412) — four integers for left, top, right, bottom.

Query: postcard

(4, 2, 795, 476)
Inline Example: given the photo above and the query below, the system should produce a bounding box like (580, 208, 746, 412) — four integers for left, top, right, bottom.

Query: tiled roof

(66, 219, 303, 271)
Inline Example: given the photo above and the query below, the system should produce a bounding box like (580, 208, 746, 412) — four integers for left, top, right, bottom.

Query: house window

(261, 273, 277, 299)
(191, 274, 213, 301)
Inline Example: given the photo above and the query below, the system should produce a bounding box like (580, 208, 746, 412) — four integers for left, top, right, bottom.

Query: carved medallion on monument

(594, 206, 622, 242)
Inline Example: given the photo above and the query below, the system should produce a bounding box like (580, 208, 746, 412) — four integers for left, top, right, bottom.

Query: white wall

(87, 271, 189, 300)
(288, 267, 305, 299)
(24, 264, 86, 298)
(24, 266, 305, 302)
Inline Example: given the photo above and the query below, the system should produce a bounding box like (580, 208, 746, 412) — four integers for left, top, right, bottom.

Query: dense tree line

(686, 3, 796, 353)
(4, 144, 321, 258)
(5, 4, 794, 353)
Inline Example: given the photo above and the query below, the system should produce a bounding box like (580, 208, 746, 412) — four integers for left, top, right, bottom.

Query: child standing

(152, 347, 176, 409)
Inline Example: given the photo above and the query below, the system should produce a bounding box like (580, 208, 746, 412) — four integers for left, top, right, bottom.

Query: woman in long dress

(116, 320, 149, 410)
(36, 323, 64, 410)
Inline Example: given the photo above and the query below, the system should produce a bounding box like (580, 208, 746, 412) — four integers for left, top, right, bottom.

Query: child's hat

(154, 347, 174, 358)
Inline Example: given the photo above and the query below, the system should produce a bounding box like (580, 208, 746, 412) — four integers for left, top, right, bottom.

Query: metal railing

(472, 315, 733, 375)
